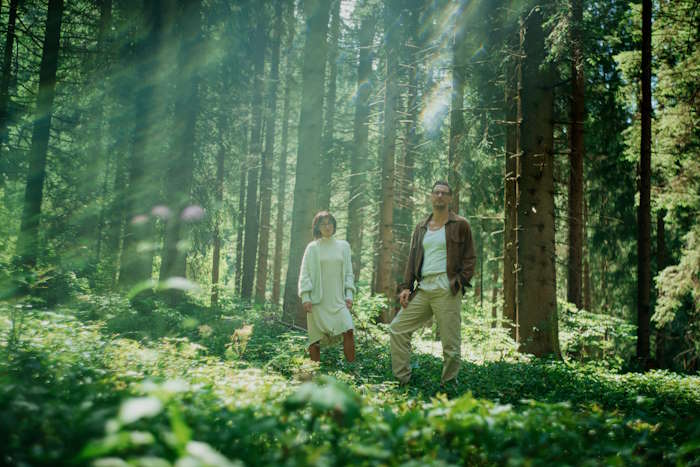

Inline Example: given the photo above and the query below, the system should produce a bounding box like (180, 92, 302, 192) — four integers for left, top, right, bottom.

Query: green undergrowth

(1, 296, 699, 466)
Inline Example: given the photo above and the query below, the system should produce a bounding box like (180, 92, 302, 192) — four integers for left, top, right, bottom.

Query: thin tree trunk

(491, 244, 499, 327)
(517, 9, 559, 357)
(396, 1, 419, 283)
(211, 95, 227, 308)
(282, 0, 331, 326)
(15, 0, 64, 272)
(347, 14, 376, 283)
(448, 35, 466, 213)
(241, 11, 267, 300)
(655, 210, 666, 367)
(583, 191, 592, 310)
(272, 1, 296, 305)
(376, 0, 401, 321)
(567, 0, 584, 309)
(159, 0, 202, 295)
(255, 1, 283, 303)
(317, 0, 341, 210)
(235, 114, 249, 294)
(503, 25, 522, 341)
(0, 0, 18, 183)
(637, 0, 652, 366)
(94, 0, 113, 272)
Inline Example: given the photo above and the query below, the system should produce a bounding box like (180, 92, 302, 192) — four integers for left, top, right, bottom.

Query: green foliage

(1, 295, 699, 465)
(559, 301, 636, 365)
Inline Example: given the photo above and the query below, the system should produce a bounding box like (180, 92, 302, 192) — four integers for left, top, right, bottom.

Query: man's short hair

(432, 180, 451, 194)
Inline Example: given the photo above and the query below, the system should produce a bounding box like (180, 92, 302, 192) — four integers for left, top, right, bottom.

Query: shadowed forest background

(0, 0, 699, 465)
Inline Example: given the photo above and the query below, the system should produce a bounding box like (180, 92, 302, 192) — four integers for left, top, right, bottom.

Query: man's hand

(398, 289, 411, 308)
(303, 302, 312, 313)
(345, 299, 353, 310)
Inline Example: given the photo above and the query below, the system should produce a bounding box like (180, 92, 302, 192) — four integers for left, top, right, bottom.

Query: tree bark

(211, 93, 228, 308)
(583, 191, 592, 310)
(15, 0, 64, 272)
(347, 13, 376, 283)
(503, 24, 522, 341)
(637, 0, 652, 366)
(396, 3, 420, 284)
(159, 0, 202, 294)
(448, 34, 466, 213)
(255, 1, 283, 303)
(282, 0, 331, 326)
(272, 1, 296, 305)
(241, 10, 267, 300)
(317, 0, 341, 211)
(0, 0, 18, 183)
(516, 8, 560, 357)
(376, 0, 401, 320)
(567, 0, 584, 309)
(235, 112, 249, 294)
(93, 0, 113, 271)
(654, 209, 667, 367)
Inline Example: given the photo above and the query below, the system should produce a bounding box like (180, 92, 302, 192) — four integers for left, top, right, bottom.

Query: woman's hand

(345, 299, 353, 310)
(303, 302, 312, 313)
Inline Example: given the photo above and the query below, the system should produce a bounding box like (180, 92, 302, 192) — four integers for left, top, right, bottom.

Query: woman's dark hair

(312, 211, 337, 239)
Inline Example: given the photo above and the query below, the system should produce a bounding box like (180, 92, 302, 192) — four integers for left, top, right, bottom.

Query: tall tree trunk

(396, 2, 419, 283)
(376, 0, 401, 320)
(583, 191, 592, 310)
(211, 99, 227, 308)
(0, 0, 18, 184)
(15, 0, 64, 272)
(503, 25, 522, 341)
(347, 14, 376, 283)
(567, 0, 584, 309)
(255, 1, 283, 303)
(317, 0, 341, 210)
(448, 34, 466, 213)
(491, 242, 500, 327)
(282, 0, 331, 326)
(235, 113, 249, 294)
(241, 11, 267, 300)
(517, 9, 559, 357)
(655, 210, 666, 367)
(159, 0, 202, 294)
(637, 0, 652, 366)
(94, 0, 113, 273)
(272, 1, 296, 305)
(119, 0, 168, 289)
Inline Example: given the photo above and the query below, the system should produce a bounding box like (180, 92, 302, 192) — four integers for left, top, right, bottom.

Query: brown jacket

(400, 211, 476, 297)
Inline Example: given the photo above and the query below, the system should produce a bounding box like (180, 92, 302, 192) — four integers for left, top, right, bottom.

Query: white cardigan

(298, 238, 356, 304)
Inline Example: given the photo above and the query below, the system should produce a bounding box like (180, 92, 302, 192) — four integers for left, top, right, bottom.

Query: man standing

(390, 180, 476, 385)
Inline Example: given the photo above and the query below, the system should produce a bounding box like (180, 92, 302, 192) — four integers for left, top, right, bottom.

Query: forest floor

(1, 294, 699, 466)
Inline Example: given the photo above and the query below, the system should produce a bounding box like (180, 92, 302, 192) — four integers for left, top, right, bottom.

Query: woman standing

(298, 211, 356, 362)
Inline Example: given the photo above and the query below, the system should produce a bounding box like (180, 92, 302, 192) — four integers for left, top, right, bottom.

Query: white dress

(301, 238, 354, 346)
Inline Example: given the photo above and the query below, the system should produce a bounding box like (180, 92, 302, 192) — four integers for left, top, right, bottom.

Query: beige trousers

(389, 287, 462, 384)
